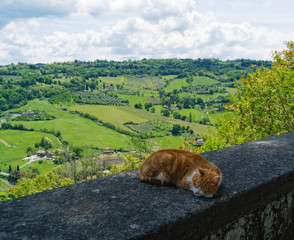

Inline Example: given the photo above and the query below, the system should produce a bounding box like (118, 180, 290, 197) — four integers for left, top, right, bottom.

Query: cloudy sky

(0, 0, 293, 64)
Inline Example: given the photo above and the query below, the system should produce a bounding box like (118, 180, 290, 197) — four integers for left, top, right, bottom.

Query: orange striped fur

(138, 149, 221, 198)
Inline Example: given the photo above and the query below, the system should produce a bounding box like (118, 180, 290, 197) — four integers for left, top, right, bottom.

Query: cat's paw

(204, 194, 213, 198)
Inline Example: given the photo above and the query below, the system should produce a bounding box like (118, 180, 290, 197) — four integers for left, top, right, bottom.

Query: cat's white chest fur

(186, 169, 199, 183)
(186, 169, 212, 198)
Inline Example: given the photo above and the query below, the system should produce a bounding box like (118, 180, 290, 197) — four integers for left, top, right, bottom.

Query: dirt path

(20, 156, 42, 169)
(0, 172, 9, 176)
(0, 138, 11, 147)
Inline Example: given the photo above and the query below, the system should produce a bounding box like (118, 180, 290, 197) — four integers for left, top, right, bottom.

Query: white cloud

(0, 0, 293, 64)
(75, 0, 195, 18)
(0, 0, 76, 28)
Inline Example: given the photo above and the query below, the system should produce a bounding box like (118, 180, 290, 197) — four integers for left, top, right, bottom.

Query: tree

(186, 76, 193, 84)
(54, 147, 80, 183)
(160, 109, 170, 117)
(173, 112, 181, 119)
(40, 137, 53, 150)
(144, 102, 152, 111)
(69, 158, 79, 184)
(89, 82, 97, 90)
(182, 97, 196, 109)
(134, 103, 143, 109)
(26, 146, 33, 154)
(180, 115, 187, 121)
(199, 102, 205, 110)
(197, 97, 204, 104)
(197, 42, 294, 153)
(72, 146, 84, 158)
(109, 153, 145, 174)
(131, 137, 152, 154)
(172, 124, 182, 135)
(56, 130, 61, 138)
(199, 117, 211, 125)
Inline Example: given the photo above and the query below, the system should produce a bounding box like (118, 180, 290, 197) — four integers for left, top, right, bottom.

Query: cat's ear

(198, 168, 205, 176)
(212, 176, 220, 184)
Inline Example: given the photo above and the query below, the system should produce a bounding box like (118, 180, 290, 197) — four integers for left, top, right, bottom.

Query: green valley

(0, 58, 272, 195)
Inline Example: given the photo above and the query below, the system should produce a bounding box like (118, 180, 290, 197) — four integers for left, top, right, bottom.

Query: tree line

(181, 41, 294, 153)
(0, 58, 271, 111)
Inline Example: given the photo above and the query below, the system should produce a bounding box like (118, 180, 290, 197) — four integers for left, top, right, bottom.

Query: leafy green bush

(0, 192, 15, 201)
(108, 154, 146, 174)
(186, 42, 294, 153)
(7, 172, 74, 198)
(11, 112, 56, 121)
(134, 103, 143, 109)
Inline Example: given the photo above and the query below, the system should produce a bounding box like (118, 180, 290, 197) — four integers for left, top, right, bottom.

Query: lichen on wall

(204, 190, 294, 240)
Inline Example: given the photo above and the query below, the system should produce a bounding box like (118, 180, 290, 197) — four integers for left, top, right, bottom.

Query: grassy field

(8, 100, 133, 150)
(208, 112, 227, 124)
(69, 104, 147, 133)
(68, 104, 210, 146)
(175, 109, 203, 121)
(117, 94, 150, 106)
(192, 76, 219, 86)
(163, 76, 219, 93)
(8, 100, 208, 153)
(178, 91, 229, 102)
(125, 76, 164, 89)
(164, 78, 189, 92)
(22, 159, 57, 174)
(1, 95, 214, 176)
(225, 87, 237, 94)
(100, 75, 164, 90)
(162, 75, 177, 81)
(69, 104, 210, 135)
(0, 129, 61, 173)
(117, 91, 159, 106)
(0, 61, 244, 184)
(99, 76, 127, 85)
(152, 135, 186, 150)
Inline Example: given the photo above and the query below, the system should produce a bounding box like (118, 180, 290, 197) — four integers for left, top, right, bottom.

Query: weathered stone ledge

(0, 132, 294, 240)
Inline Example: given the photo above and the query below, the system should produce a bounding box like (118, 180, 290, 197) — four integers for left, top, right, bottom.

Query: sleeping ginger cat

(138, 149, 221, 198)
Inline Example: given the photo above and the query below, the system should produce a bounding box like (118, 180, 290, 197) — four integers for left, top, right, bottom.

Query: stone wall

(0, 132, 294, 240)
